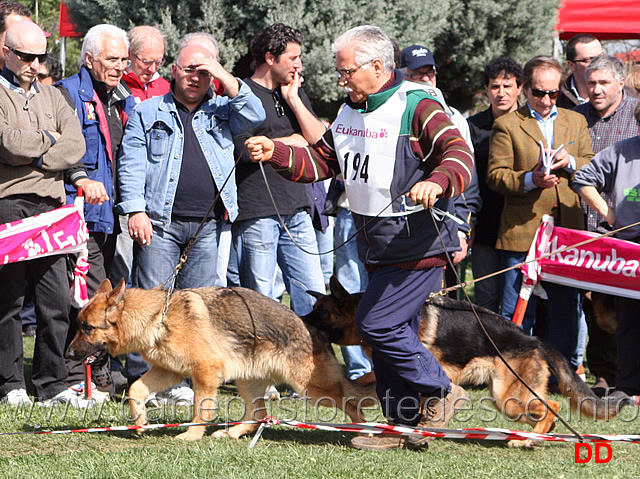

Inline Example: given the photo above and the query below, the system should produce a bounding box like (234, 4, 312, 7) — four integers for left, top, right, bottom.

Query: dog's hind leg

(128, 367, 183, 434)
(212, 379, 270, 440)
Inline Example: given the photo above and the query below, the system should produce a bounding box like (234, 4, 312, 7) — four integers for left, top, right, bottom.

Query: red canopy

(556, 0, 640, 40)
(59, 1, 82, 37)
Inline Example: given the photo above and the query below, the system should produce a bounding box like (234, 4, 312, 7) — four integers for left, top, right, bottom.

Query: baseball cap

(400, 45, 438, 71)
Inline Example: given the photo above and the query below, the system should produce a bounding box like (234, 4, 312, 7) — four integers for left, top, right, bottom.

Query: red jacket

(122, 72, 170, 103)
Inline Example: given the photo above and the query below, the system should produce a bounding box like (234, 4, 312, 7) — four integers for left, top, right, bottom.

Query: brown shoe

(407, 384, 469, 449)
(350, 433, 407, 451)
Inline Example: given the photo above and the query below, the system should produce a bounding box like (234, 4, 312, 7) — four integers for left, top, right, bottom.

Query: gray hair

(332, 25, 395, 74)
(128, 25, 167, 57)
(82, 24, 129, 66)
(178, 32, 218, 59)
(586, 54, 625, 83)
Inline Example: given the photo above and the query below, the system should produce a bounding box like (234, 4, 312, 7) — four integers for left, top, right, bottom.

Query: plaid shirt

(574, 94, 639, 232)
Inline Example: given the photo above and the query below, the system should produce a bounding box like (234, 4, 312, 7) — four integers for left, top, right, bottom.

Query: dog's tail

(543, 344, 622, 420)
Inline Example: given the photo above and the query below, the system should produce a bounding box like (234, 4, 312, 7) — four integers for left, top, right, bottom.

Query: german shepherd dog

(304, 277, 623, 447)
(66, 279, 375, 441)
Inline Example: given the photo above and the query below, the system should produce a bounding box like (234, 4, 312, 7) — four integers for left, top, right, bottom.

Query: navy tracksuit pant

(355, 265, 451, 426)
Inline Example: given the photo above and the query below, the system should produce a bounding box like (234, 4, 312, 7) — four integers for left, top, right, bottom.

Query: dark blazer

(487, 104, 594, 251)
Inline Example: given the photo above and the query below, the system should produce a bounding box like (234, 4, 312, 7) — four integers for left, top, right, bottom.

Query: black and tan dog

(66, 279, 375, 441)
(305, 277, 623, 447)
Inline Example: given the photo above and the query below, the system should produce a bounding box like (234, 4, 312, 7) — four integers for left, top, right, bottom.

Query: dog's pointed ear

(307, 290, 326, 301)
(96, 279, 113, 295)
(107, 278, 126, 304)
(329, 276, 350, 302)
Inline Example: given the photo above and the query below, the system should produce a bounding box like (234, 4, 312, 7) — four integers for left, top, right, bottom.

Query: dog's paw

(507, 439, 536, 449)
(211, 429, 234, 439)
(175, 430, 204, 441)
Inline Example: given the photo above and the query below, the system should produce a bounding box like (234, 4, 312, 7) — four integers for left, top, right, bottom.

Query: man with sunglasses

(232, 24, 327, 328)
(557, 34, 603, 110)
(488, 56, 593, 372)
(123, 26, 170, 103)
(0, 21, 88, 407)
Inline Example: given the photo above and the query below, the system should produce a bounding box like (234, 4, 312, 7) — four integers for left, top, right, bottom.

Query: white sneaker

(40, 387, 95, 408)
(2, 388, 33, 407)
(156, 386, 194, 406)
(68, 382, 110, 403)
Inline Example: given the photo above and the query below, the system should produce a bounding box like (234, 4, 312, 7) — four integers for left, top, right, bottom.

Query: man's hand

(452, 237, 468, 265)
(280, 71, 303, 106)
(548, 147, 571, 171)
(245, 136, 275, 162)
(75, 178, 109, 205)
(194, 58, 240, 98)
(532, 153, 559, 189)
(409, 181, 443, 209)
(129, 212, 153, 247)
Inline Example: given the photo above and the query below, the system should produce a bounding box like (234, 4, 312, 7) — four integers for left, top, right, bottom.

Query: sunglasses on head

(7, 46, 48, 64)
(530, 88, 560, 99)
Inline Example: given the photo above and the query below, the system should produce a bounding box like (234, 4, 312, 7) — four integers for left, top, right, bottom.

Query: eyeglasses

(335, 60, 372, 80)
(97, 55, 130, 68)
(37, 72, 51, 80)
(175, 64, 211, 78)
(7, 46, 47, 64)
(135, 54, 164, 68)
(529, 88, 560, 99)
(408, 68, 437, 80)
(571, 56, 599, 64)
(272, 91, 285, 117)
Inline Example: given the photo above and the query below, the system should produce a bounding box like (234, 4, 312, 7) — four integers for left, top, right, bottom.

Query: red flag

(59, 1, 83, 37)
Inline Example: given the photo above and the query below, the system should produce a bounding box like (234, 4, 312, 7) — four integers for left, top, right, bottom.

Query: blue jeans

(315, 217, 334, 286)
(335, 207, 373, 379)
(500, 251, 537, 334)
(233, 210, 325, 316)
(133, 216, 221, 290)
(125, 216, 222, 381)
(470, 243, 503, 313)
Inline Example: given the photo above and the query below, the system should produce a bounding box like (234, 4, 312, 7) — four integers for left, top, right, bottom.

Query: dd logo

(574, 443, 613, 464)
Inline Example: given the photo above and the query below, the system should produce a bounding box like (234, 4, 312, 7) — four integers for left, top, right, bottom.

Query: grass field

(1, 335, 639, 479)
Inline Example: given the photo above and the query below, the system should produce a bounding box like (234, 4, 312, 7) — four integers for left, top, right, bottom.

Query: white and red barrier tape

(2, 416, 639, 445)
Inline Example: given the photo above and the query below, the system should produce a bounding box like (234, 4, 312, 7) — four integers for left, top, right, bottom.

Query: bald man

(114, 43, 264, 397)
(0, 21, 88, 407)
(0, 0, 31, 69)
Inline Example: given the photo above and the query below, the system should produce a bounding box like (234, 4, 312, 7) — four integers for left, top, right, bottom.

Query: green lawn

(2, 332, 639, 478)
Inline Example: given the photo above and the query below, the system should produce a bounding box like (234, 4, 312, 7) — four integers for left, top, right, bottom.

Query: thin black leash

(428, 209, 584, 441)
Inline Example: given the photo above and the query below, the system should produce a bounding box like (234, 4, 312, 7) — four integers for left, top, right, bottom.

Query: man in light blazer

(487, 56, 594, 376)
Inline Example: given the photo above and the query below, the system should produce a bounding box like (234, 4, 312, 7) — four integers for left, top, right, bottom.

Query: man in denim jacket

(115, 43, 265, 389)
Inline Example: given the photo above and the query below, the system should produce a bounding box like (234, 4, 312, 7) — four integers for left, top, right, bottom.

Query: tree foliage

(63, 0, 560, 114)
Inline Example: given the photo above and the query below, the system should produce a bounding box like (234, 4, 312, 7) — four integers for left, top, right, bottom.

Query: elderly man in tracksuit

(245, 25, 473, 452)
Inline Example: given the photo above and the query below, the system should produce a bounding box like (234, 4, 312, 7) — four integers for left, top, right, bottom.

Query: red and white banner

(0, 201, 90, 307)
(521, 215, 640, 300)
(0, 204, 88, 264)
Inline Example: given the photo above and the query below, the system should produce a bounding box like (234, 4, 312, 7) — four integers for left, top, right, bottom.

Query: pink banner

(0, 204, 89, 265)
(521, 215, 640, 300)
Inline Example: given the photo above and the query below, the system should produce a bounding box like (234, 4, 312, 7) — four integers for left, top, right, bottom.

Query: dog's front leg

(176, 371, 221, 441)
(128, 367, 183, 434)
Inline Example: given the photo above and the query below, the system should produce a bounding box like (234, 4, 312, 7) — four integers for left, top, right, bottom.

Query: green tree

(63, 0, 560, 115)
(433, 0, 560, 111)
